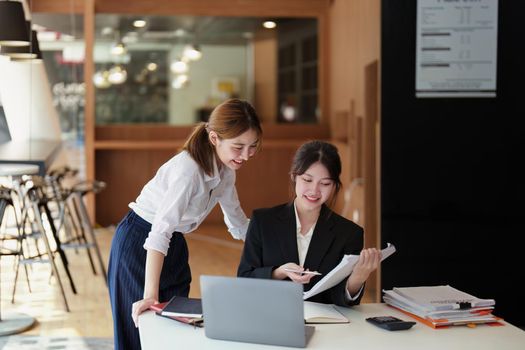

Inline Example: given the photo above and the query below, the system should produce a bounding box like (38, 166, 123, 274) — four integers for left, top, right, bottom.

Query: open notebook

(304, 301, 349, 324)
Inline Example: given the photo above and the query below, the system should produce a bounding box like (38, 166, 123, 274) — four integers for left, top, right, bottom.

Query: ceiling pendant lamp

(108, 65, 127, 85)
(183, 44, 202, 62)
(110, 41, 127, 56)
(170, 58, 188, 74)
(93, 70, 111, 89)
(0, 1, 30, 47)
(0, 30, 41, 60)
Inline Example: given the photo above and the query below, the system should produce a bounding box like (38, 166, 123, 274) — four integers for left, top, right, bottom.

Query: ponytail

(183, 122, 215, 176)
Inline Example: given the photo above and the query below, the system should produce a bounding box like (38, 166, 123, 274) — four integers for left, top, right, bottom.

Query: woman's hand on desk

(272, 263, 315, 284)
(346, 248, 382, 294)
(132, 297, 158, 328)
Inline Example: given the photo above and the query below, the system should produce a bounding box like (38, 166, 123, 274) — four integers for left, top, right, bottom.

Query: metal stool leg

(30, 200, 70, 312)
(66, 196, 97, 274)
(40, 199, 77, 295)
(72, 192, 107, 285)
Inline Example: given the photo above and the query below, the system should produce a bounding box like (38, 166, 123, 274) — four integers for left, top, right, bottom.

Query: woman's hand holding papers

(273, 262, 316, 284)
(346, 248, 382, 295)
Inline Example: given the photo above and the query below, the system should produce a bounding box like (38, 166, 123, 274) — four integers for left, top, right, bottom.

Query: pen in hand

(283, 268, 322, 276)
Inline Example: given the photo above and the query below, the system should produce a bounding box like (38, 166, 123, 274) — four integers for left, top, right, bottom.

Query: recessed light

(133, 19, 147, 28)
(263, 21, 276, 29)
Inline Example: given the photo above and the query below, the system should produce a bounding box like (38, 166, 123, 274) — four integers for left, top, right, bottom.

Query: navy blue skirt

(108, 210, 191, 350)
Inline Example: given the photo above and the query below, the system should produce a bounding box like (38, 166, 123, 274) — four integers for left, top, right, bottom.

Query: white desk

(139, 303, 525, 350)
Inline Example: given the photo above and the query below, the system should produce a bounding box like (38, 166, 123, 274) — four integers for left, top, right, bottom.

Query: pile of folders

(150, 296, 204, 328)
(383, 285, 501, 328)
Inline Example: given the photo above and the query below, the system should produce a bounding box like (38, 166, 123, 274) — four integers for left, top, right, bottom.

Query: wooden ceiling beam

(93, 0, 329, 17)
(30, 0, 84, 14)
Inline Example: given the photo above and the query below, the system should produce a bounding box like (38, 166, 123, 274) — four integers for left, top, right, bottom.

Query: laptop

(200, 275, 315, 348)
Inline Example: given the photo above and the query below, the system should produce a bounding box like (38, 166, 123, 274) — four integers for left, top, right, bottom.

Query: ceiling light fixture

(182, 44, 202, 61)
(93, 70, 111, 89)
(174, 29, 187, 37)
(133, 19, 147, 28)
(0, 1, 30, 46)
(172, 74, 189, 89)
(0, 30, 41, 60)
(146, 62, 158, 71)
(110, 41, 127, 56)
(262, 21, 277, 29)
(108, 65, 127, 84)
(170, 58, 188, 74)
(101, 26, 114, 36)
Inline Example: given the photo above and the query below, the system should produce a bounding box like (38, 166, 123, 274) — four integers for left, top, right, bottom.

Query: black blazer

(237, 202, 364, 307)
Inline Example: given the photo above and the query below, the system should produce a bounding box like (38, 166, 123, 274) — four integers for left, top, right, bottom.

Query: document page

(303, 243, 396, 300)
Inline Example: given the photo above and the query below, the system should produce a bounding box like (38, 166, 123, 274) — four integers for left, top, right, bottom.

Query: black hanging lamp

(0, 30, 41, 59)
(0, 1, 30, 47)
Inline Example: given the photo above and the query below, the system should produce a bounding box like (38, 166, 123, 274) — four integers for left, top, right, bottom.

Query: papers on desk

(304, 301, 349, 324)
(383, 285, 501, 328)
(303, 243, 396, 300)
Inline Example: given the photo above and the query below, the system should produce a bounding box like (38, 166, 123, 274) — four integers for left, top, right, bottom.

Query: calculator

(366, 316, 416, 331)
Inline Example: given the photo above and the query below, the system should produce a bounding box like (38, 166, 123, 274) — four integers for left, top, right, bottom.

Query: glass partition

(31, 13, 85, 143)
(33, 14, 318, 125)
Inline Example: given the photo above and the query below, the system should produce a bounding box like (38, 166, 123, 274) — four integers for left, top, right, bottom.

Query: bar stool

(20, 177, 73, 311)
(0, 163, 39, 296)
(1, 165, 72, 312)
(0, 186, 36, 336)
(46, 168, 107, 285)
(67, 180, 108, 284)
(0, 164, 40, 234)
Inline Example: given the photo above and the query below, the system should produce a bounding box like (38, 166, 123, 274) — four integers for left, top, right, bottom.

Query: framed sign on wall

(415, 0, 498, 98)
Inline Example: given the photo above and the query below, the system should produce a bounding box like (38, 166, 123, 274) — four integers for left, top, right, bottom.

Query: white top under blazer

(129, 150, 249, 256)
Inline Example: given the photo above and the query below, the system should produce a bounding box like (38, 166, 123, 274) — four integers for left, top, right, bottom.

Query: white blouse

(130, 150, 249, 256)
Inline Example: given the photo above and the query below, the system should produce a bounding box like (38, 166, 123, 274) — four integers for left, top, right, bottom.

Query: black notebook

(161, 296, 203, 318)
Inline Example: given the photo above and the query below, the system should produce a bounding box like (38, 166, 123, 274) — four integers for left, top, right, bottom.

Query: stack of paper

(383, 285, 501, 328)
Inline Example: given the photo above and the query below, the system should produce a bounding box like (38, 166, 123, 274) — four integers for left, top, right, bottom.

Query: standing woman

(238, 140, 380, 306)
(108, 99, 262, 350)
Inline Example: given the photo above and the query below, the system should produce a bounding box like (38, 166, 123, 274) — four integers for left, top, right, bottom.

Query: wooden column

(363, 60, 380, 301)
(84, 0, 95, 220)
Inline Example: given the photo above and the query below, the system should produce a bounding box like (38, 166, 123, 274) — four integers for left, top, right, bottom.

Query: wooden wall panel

(95, 149, 178, 225)
(95, 141, 306, 226)
(329, 0, 380, 119)
(253, 32, 277, 124)
(95, 125, 194, 141)
(329, 0, 381, 301)
(95, 123, 330, 142)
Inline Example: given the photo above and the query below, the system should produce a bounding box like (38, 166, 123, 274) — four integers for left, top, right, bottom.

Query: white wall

(168, 44, 248, 125)
(0, 56, 61, 141)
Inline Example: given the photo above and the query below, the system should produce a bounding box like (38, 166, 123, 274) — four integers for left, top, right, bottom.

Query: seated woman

(237, 140, 381, 306)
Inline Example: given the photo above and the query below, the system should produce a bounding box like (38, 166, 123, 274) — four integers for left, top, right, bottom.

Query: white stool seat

(0, 164, 39, 176)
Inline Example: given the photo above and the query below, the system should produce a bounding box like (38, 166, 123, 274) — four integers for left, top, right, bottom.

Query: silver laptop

(200, 275, 315, 348)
